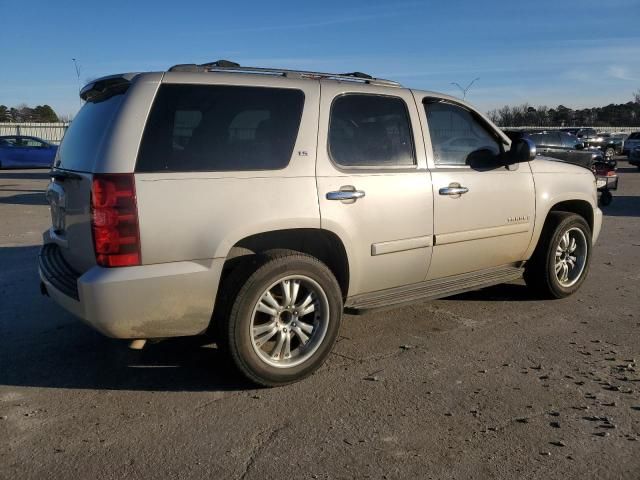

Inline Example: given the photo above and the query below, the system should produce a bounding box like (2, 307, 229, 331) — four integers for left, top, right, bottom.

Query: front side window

(137, 85, 305, 172)
(424, 100, 500, 166)
(329, 94, 415, 168)
(561, 132, 578, 148)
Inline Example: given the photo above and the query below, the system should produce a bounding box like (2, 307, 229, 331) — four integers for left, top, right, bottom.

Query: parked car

(504, 130, 603, 168)
(0, 135, 58, 169)
(623, 131, 640, 156)
(39, 61, 602, 386)
(595, 132, 624, 158)
(559, 127, 597, 140)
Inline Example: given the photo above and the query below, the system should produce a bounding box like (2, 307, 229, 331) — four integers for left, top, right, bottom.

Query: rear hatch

(45, 75, 137, 273)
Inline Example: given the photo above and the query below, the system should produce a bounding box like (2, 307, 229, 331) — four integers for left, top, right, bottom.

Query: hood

(529, 156, 594, 174)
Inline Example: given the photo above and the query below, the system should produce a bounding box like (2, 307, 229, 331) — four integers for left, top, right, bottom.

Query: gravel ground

(1, 161, 639, 479)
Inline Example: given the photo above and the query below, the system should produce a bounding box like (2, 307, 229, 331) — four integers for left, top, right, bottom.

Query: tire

(217, 250, 343, 387)
(605, 147, 615, 159)
(524, 212, 592, 299)
(600, 190, 613, 206)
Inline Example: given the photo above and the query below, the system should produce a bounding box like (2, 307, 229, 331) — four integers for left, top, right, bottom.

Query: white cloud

(606, 65, 635, 81)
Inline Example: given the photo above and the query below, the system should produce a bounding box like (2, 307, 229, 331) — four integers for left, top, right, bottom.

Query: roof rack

(168, 60, 402, 87)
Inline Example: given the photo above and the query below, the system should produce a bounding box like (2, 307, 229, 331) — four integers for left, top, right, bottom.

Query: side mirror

(575, 142, 585, 150)
(508, 138, 536, 163)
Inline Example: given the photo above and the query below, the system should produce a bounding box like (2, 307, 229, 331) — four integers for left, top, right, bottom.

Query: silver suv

(39, 61, 602, 386)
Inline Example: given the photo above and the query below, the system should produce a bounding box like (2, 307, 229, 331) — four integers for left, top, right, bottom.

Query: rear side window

(628, 132, 640, 140)
(136, 85, 304, 172)
(329, 94, 415, 168)
(56, 93, 126, 171)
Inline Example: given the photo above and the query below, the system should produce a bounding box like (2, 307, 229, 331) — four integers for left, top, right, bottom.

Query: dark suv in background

(558, 128, 623, 158)
(505, 130, 603, 168)
(623, 131, 640, 157)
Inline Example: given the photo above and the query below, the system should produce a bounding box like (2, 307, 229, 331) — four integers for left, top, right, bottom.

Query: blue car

(0, 135, 58, 169)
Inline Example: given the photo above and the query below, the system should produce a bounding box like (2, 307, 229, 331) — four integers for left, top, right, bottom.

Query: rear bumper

(39, 243, 225, 338)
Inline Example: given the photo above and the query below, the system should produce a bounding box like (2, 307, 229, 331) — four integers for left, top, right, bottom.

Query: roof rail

(167, 60, 402, 87)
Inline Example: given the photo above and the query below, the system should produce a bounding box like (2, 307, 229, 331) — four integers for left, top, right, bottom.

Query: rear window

(136, 85, 304, 172)
(55, 93, 125, 171)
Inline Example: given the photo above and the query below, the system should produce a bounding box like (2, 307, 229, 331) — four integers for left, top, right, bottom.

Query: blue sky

(1, 0, 639, 117)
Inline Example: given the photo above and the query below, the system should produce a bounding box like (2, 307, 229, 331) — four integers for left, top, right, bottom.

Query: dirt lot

(1, 162, 639, 479)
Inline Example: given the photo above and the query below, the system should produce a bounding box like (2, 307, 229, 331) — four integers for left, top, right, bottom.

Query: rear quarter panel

(135, 75, 321, 265)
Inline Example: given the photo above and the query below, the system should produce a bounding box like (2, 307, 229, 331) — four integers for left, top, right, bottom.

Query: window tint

(56, 93, 126, 171)
(136, 85, 304, 172)
(529, 133, 554, 146)
(545, 132, 562, 147)
(329, 94, 415, 167)
(424, 101, 500, 166)
(561, 132, 579, 148)
(0, 137, 18, 147)
(22, 138, 46, 147)
(628, 132, 640, 140)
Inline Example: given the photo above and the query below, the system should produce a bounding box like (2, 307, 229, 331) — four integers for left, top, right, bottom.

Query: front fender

(524, 166, 598, 259)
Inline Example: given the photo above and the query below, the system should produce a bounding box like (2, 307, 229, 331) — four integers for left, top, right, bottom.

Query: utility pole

(72, 58, 82, 107)
(450, 77, 480, 100)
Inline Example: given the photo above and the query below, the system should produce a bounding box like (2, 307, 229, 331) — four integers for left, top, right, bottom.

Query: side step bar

(345, 265, 524, 313)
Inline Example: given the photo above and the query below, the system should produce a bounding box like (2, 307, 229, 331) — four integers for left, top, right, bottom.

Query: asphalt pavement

(1, 161, 639, 479)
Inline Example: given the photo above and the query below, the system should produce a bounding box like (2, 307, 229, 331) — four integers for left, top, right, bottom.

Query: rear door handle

(326, 186, 365, 202)
(439, 183, 469, 196)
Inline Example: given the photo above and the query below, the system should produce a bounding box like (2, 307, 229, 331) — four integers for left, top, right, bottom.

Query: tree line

(487, 91, 640, 127)
(0, 104, 60, 123)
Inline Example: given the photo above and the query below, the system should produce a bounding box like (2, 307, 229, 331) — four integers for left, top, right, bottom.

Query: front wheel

(219, 251, 343, 387)
(524, 212, 592, 299)
(605, 147, 615, 159)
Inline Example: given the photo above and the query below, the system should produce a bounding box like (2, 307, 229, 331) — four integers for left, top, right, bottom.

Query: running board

(344, 265, 524, 313)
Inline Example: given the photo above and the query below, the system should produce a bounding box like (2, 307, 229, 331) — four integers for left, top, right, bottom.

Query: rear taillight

(90, 174, 141, 267)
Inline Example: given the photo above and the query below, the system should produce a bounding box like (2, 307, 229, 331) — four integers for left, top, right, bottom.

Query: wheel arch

(524, 196, 596, 261)
(548, 199, 594, 233)
(220, 228, 351, 300)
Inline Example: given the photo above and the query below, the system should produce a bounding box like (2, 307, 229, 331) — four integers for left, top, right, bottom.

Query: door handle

(439, 183, 469, 196)
(326, 186, 365, 201)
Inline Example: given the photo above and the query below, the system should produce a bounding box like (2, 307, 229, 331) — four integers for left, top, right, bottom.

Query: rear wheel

(605, 147, 615, 159)
(524, 212, 592, 298)
(218, 250, 343, 387)
(600, 190, 613, 206)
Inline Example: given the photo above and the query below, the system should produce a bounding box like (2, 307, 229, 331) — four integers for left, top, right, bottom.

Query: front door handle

(326, 186, 365, 202)
(439, 183, 469, 196)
